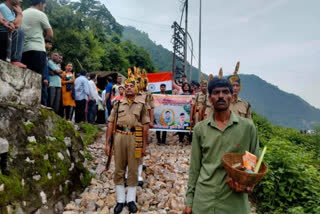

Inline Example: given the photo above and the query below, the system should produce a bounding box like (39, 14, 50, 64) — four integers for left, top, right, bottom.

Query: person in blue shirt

(0, 0, 25, 68)
(104, 76, 114, 121)
(74, 69, 89, 123)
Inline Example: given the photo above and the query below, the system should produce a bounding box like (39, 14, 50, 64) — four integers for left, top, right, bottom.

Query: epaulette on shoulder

(135, 95, 146, 104)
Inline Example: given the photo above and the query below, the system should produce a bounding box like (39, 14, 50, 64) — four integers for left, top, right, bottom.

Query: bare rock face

(0, 60, 41, 107)
(0, 104, 90, 213)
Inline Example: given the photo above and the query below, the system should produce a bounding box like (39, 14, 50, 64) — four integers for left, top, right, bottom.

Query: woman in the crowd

(61, 62, 76, 121)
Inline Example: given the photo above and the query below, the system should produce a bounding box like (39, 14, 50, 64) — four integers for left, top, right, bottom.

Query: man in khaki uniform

(190, 76, 208, 127)
(228, 62, 252, 119)
(135, 68, 154, 187)
(105, 70, 150, 214)
(204, 66, 252, 119)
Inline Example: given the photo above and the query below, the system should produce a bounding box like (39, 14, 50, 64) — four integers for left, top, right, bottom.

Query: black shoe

(114, 203, 124, 214)
(138, 180, 144, 187)
(127, 201, 138, 213)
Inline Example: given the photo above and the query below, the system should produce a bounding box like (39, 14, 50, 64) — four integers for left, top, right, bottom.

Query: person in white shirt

(88, 73, 102, 124)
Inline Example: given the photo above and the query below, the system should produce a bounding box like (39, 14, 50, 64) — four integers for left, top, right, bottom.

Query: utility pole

(172, 22, 185, 80)
(198, 0, 202, 82)
(184, 0, 188, 77)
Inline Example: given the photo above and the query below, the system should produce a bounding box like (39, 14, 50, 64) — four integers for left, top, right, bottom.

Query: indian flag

(147, 72, 172, 94)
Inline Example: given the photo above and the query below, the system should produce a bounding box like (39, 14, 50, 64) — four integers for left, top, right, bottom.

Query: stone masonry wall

(0, 60, 41, 107)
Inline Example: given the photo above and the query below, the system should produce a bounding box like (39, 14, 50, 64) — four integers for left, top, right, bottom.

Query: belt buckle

(124, 127, 130, 133)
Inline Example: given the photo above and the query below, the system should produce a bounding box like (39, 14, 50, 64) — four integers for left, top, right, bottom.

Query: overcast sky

(104, 0, 320, 108)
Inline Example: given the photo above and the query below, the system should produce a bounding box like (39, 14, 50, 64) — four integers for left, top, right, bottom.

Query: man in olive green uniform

(190, 76, 208, 127)
(228, 61, 252, 119)
(105, 71, 149, 214)
(183, 77, 260, 214)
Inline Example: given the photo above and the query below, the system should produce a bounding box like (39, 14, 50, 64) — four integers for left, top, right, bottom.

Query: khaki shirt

(108, 97, 150, 127)
(191, 92, 208, 111)
(205, 97, 252, 120)
(230, 97, 252, 119)
(138, 91, 155, 111)
(186, 113, 260, 213)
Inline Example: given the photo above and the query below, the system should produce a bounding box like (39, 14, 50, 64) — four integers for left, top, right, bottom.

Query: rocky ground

(63, 127, 257, 214)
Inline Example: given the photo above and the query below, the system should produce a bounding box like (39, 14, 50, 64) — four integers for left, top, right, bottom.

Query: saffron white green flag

(147, 72, 172, 94)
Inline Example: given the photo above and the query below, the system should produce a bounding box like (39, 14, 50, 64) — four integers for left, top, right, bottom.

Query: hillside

(122, 26, 202, 80)
(241, 74, 320, 129)
(122, 26, 320, 129)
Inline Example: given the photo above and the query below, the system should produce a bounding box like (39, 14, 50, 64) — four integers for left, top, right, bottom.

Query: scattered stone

(25, 157, 35, 164)
(44, 153, 49, 160)
(57, 152, 65, 160)
(54, 201, 64, 213)
(64, 137, 72, 147)
(46, 136, 57, 141)
(32, 175, 41, 181)
(0, 184, 4, 192)
(27, 136, 36, 143)
(47, 173, 52, 180)
(40, 191, 47, 204)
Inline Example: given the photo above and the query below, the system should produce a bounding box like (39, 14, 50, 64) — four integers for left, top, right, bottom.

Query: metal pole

(198, 0, 202, 82)
(184, 0, 188, 77)
(187, 32, 194, 82)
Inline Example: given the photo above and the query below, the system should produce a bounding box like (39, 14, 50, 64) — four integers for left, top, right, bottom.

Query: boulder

(0, 60, 41, 107)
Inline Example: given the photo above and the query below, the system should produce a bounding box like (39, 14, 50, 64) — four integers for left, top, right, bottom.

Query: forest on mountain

(122, 26, 202, 80)
(22, 0, 156, 75)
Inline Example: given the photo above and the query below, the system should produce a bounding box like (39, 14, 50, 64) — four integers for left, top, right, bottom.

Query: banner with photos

(151, 94, 193, 132)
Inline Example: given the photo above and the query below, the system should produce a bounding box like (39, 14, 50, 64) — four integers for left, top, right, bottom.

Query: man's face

(180, 114, 185, 123)
(160, 86, 166, 93)
(165, 112, 171, 119)
(117, 76, 122, 84)
(136, 80, 141, 91)
(209, 87, 232, 112)
(232, 82, 241, 96)
(201, 84, 207, 93)
(40, 2, 46, 12)
(125, 83, 136, 96)
(51, 53, 59, 63)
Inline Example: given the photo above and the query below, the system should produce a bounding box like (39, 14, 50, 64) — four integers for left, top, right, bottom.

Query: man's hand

(149, 122, 154, 128)
(141, 146, 146, 157)
(0, 19, 15, 31)
(105, 144, 110, 156)
(43, 79, 49, 86)
(182, 206, 192, 214)
(13, 6, 22, 15)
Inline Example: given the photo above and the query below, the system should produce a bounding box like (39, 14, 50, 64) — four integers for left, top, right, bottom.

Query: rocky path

(63, 128, 257, 214)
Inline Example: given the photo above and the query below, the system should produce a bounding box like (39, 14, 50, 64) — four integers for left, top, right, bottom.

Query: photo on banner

(151, 94, 193, 132)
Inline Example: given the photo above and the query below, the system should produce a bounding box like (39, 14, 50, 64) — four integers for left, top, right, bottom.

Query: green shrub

(252, 139, 320, 213)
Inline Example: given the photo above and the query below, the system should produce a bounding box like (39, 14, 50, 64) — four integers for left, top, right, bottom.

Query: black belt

(116, 125, 136, 132)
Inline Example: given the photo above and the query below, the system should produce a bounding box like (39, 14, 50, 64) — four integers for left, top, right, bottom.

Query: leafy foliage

(252, 114, 320, 213)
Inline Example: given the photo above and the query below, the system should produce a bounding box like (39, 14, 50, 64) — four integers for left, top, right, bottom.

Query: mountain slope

(240, 74, 320, 129)
(122, 26, 202, 80)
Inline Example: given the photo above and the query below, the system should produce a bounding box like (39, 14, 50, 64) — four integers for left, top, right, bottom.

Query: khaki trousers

(113, 133, 140, 186)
